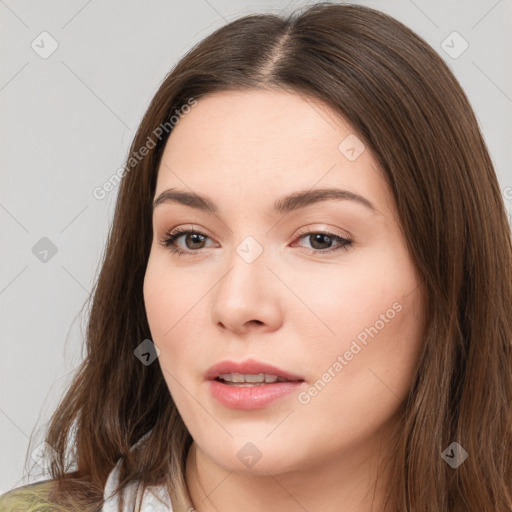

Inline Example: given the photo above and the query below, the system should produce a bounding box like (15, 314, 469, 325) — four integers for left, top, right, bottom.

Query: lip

(205, 358, 304, 382)
(206, 358, 305, 410)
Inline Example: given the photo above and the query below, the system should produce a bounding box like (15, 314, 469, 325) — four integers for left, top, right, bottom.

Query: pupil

(187, 233, 205, 249)
(311, 233, 331, 250)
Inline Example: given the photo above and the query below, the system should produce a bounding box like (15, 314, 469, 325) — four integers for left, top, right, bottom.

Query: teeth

(218, 373, 285, 384)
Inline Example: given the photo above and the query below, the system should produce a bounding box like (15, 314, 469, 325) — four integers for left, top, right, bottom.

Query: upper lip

(206, 358, 304, 382)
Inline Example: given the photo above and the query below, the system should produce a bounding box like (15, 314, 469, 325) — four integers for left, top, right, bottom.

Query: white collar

(102, 457, 173, 511)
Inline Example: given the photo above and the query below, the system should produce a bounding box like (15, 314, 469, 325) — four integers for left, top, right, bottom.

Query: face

(143, 89, 425, 476)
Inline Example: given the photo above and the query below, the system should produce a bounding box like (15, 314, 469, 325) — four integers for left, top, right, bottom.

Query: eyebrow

(152, 187, 378, 216)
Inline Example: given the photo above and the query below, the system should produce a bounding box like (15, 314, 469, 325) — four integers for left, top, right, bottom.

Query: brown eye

(309, 233, 335, 250)
(293, 231, 352, 254)
(181, 232, 207, 250)
(159, 228, 214, 257)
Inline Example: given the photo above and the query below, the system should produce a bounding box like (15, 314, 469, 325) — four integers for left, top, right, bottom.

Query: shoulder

(0, 479, 55, 511)
(104, 460, 174, 511)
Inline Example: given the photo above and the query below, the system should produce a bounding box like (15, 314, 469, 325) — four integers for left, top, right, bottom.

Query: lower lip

(208, 380, 303, 410)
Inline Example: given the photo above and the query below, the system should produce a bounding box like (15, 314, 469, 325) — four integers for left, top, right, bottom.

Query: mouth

(206, 359, 305, 384)
(215, 373, 295, 386)
(206, 359, 305, 410)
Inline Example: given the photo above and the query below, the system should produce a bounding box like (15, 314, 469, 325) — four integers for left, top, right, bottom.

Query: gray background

(1, 0, 511, 494)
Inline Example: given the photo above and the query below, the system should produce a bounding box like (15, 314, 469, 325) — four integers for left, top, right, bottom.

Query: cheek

(143, 253, 201, 339)
(144, 260, 173, 340)
(294, 285, 424, 453)
(144, 267, 210, 437)
(290, 246, 421, 355)
(297, 246, 424, 399)
(143, 262, 201, 415)
(143, 256, 205, 383)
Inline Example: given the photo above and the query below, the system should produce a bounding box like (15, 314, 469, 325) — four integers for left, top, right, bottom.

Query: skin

(143, 89, 426, 512)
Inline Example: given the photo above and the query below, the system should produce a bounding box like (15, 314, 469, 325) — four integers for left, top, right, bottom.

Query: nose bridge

(211, 232, 283, 331)
(221, 233, 272, 298)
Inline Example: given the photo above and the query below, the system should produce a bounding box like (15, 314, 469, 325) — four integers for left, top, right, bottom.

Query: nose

(211, 243, 284, 335)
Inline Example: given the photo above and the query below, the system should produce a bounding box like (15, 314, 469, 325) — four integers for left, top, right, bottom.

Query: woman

(1, 2, 510, 511)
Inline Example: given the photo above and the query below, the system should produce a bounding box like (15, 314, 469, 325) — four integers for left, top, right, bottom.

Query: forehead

(162, 89, 352, 165)
(155, 89, 392, 216)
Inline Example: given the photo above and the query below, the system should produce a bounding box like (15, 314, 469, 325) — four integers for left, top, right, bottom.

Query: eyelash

(158, 226, 353, 257)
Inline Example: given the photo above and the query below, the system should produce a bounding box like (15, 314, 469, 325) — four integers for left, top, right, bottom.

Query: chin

(195, 435, 310, 476)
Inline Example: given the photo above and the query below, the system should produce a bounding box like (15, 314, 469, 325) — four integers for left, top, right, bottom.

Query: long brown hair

(5, 2, 511, 511)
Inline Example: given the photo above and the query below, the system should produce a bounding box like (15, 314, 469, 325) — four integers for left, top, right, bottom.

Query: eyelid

(294, 224, 352, 240)
(159, 224, 215, 247)
(158, 223, 354, 259)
